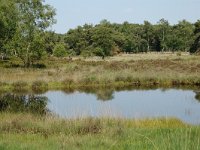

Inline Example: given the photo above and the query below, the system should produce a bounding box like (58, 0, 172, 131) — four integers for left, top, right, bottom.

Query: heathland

(1, 1, 200, 149)
(0, 53, 200, 150)
(0, 53, 200, 93)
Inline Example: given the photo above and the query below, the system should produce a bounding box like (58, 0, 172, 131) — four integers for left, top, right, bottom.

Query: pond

(0, 88, 200, 125)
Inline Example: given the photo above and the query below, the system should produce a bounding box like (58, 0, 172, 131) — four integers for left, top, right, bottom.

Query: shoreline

(0, 80, 200, 94)
(0, 113, 200, 149)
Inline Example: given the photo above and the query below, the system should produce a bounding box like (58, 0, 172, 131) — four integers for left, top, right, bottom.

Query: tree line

(0, 0, 200, 67)
(63, 19, 200, 58)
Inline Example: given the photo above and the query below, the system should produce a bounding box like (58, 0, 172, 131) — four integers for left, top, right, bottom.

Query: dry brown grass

(0, 53, 199, 91)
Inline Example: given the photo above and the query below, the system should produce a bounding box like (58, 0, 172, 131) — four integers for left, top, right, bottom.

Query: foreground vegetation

(0, 113, 200, 150)
(0, 53, 199, 93)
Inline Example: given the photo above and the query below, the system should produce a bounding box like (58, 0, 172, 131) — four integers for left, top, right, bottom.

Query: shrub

(53, 43, 67, 57)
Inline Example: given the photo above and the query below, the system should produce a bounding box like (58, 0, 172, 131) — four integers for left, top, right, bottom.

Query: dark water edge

(0, 86, 200, 125)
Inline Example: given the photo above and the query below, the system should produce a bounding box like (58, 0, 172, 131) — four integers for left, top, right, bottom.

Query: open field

(0, 52, 200, 92)
(0, 113, 200, 150)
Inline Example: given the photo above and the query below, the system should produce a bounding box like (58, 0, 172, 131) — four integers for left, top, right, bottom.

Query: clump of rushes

(131, 78, 141, 86)
(81, 76, 98, 85)
(76, 118, 102, 135)
(115, 76, 127, 83)
(126, 75, 134, 82)
(62, 78, 75, 87)
(0, 82, 8, 87)
(32, 81, 48, 93)
(12, 81, 28, 92)
(0, 82, 9, 93)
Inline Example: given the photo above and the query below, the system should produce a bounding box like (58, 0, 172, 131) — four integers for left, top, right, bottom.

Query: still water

(46, 88, 200, 124)
(1, 88, 200, 124)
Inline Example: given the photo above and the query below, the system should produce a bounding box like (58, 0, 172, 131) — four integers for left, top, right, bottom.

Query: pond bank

(0, 80, 200, 94)
(0, 113, 200, 150)
(0, 54, 200, 93)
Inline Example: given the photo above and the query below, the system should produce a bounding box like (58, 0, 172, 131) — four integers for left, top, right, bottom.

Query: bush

(53, 43, 67, 57)
(93, 47, 105, 59)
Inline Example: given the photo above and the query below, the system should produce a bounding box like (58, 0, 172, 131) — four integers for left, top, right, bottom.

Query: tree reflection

(0, 94, 49, 115)
(62, 86, 170, 101)
(78, 87, 115, 101)
(96, 89, 114, 101)
(195, 92, 200, 102)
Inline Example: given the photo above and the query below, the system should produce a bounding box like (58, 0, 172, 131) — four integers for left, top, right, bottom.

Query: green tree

(93, 47, 105, 59)
(123, 36, 136, 53)
(10, 0, 56, 67)
(167, 20, 194, 52)
(92, 26, 115, 56)
(63, 19, 196, 55)
(65, 26, 89, 55)
(44, 31, 63, 55)
(156, 19, 171, 52)
(143, 21, 154, 52)
(0, 0, 18, 57)
(190, 20, 200, 54)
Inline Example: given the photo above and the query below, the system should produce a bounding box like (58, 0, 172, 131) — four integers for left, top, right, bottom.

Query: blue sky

(45, 0, 200, 33)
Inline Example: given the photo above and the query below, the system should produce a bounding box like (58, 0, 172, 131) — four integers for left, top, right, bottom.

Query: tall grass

(0, 113, 199, 150)
(0, 53, 199, 92)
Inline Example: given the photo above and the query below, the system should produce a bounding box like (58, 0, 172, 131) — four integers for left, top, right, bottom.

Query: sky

(45, 0, 200, 34)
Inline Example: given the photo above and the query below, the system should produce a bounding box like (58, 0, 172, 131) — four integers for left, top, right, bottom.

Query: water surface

(1, 88, 200, 124)
(45, 89, 200, 124)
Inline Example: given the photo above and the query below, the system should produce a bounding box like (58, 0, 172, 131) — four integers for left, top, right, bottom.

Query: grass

(0, 113, 200, 150)
(0, 52, 200, 92)
(1, 53, 200, 149)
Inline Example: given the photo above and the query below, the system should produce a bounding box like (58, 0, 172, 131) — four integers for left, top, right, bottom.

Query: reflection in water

(195, 92, 200, 102)
(46, 88, 200, 124)
(62, 86, 146, 101)
(62, 87, 115, 101)
(1, 87, 200, 125)
(62, 86, 200, 102)
(96, 89, 114, 101)
(0, 94, 49, 115)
